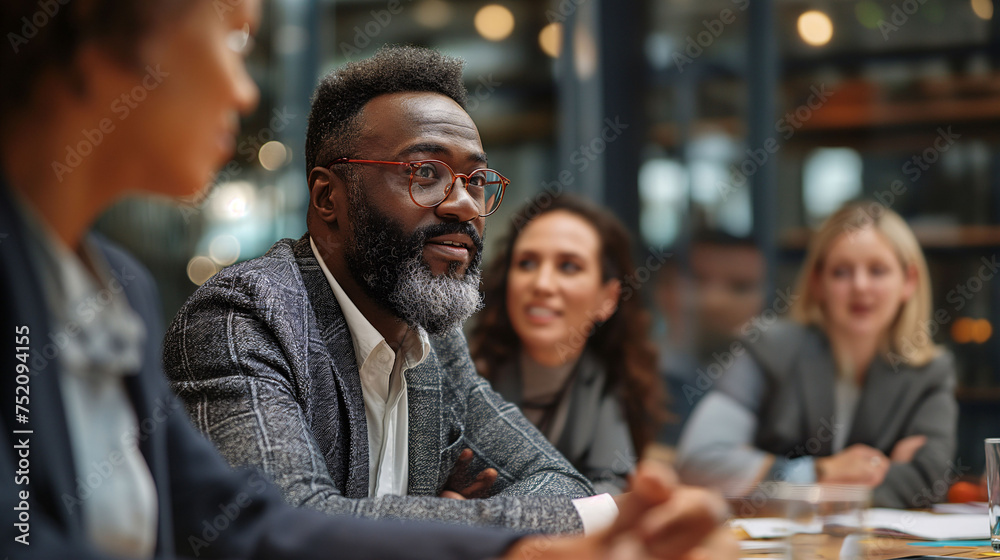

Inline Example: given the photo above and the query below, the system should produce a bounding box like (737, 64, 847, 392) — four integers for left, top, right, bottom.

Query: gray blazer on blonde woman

(677, 320, 958, 508)
(162, 235, 593, 534)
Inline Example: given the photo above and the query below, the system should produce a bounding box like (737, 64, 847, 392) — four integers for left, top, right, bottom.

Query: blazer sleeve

(163, 269, 587, 534)
(155, 376, 524, 560)
(872, 353, 959, 508)
(424, 330, 594, 532)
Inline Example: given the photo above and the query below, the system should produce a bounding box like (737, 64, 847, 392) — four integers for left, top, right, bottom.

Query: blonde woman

(676, 202, 957, 508)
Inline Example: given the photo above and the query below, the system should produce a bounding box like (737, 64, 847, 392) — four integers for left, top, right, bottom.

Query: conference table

(728, 496, 995, 559)
(734, 532, 996, 559)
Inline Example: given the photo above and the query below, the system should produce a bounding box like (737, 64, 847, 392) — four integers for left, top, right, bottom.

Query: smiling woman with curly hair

(471, 193, 667, 493)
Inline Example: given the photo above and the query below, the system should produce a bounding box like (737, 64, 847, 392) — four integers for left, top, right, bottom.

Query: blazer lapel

(293, 236, 370, 499)
(847, 357, 906, 451)
(0, 182, 81, 534)
(404, 353, 444, 496)
(795, 333, 838, 456)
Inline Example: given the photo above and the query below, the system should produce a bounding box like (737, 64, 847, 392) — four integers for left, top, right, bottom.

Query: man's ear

(308, 167, 342, 225)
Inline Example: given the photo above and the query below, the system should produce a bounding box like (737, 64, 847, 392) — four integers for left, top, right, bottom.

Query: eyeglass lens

(409, 161, 504, 216)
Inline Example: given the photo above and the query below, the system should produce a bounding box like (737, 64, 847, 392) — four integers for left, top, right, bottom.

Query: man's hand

(815, 444, 890, 487)
(440, 448, 498, 500)
(889, 435, 926, 463)
(502, 461, 733, 560)
(615, 463, 728, 559)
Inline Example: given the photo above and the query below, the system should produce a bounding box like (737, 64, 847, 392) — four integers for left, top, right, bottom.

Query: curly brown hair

(470, 193, 668, 453)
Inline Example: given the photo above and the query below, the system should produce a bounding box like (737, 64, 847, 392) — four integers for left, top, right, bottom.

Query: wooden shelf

(780, 225, 1000, 251)
(955, 386, 1000, 402)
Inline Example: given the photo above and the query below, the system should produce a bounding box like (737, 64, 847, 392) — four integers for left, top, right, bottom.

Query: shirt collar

(309, 236, 429, 372)
(13, 192, 146, 379)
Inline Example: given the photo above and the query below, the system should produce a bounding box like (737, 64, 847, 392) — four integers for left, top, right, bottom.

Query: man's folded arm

(164, 280, 593, 533)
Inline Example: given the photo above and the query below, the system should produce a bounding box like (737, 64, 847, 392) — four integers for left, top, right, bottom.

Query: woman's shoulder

(895, 346, 957, 383)
(741, 319, 820, 374)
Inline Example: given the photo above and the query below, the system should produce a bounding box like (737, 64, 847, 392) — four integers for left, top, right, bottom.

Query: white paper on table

(729, 518, 821, 539)
(739, 540, 788, 553)
(863, 508, 989, 540)
(931, 501, 989, 515)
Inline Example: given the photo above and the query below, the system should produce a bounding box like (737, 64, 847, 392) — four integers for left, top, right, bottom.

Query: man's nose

(435, 177, 480, 223)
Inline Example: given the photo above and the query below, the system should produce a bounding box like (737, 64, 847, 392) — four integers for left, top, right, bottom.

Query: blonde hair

(790, 201, 939, 366)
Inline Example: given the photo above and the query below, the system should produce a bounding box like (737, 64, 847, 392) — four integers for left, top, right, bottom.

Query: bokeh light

(209, 235, 242, 266)
(539, 22, 562, 58)
(414, 0, 453, 29)
(187, 256, 218, 286)
(854, 1, 884, 29)
(797, 10, 834, 47)
(258, 140, 289, 171)
(972, 0, 993, 20)
(474, 4, 515, 41)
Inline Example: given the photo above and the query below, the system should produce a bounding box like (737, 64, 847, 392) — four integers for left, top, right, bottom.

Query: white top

(310, 238, 429, 497)
(309, 237, 618, 532)
(19, 198, 158, 559)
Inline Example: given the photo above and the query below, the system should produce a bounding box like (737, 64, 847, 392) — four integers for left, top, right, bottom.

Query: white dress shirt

(311, 238, 428, 497)
(309, 238, 617, 532)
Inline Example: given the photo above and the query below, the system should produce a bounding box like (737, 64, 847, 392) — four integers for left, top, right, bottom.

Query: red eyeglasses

(329, 158, 509, 217)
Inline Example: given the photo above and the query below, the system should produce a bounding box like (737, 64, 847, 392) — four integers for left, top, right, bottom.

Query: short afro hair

(304, 45, 469, 174)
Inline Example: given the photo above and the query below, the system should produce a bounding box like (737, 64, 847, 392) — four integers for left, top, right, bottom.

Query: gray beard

(387, 252, 483, 336)
(345, 182, 484, 336)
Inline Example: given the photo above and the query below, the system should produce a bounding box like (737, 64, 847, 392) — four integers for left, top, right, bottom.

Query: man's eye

(227, 24, 253, 55)
(413, 163, 439, 179)
(467, 172, 487, 187)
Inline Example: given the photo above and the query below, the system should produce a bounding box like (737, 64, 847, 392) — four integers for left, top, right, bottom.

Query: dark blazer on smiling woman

(162, 235, 594, 534)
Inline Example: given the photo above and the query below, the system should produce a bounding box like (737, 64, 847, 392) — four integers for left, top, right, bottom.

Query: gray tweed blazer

(163, 236, 592, 534)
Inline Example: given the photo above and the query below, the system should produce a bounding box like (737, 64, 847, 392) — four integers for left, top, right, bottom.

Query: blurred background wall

(94, 0, 1000, 474)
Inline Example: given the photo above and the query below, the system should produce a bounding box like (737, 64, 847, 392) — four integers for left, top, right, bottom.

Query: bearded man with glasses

(163, 46, 627, 535)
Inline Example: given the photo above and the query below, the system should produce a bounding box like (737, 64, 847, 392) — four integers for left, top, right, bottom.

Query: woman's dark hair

(0, 0, 196, 121)
(470, 193, 668, 453)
